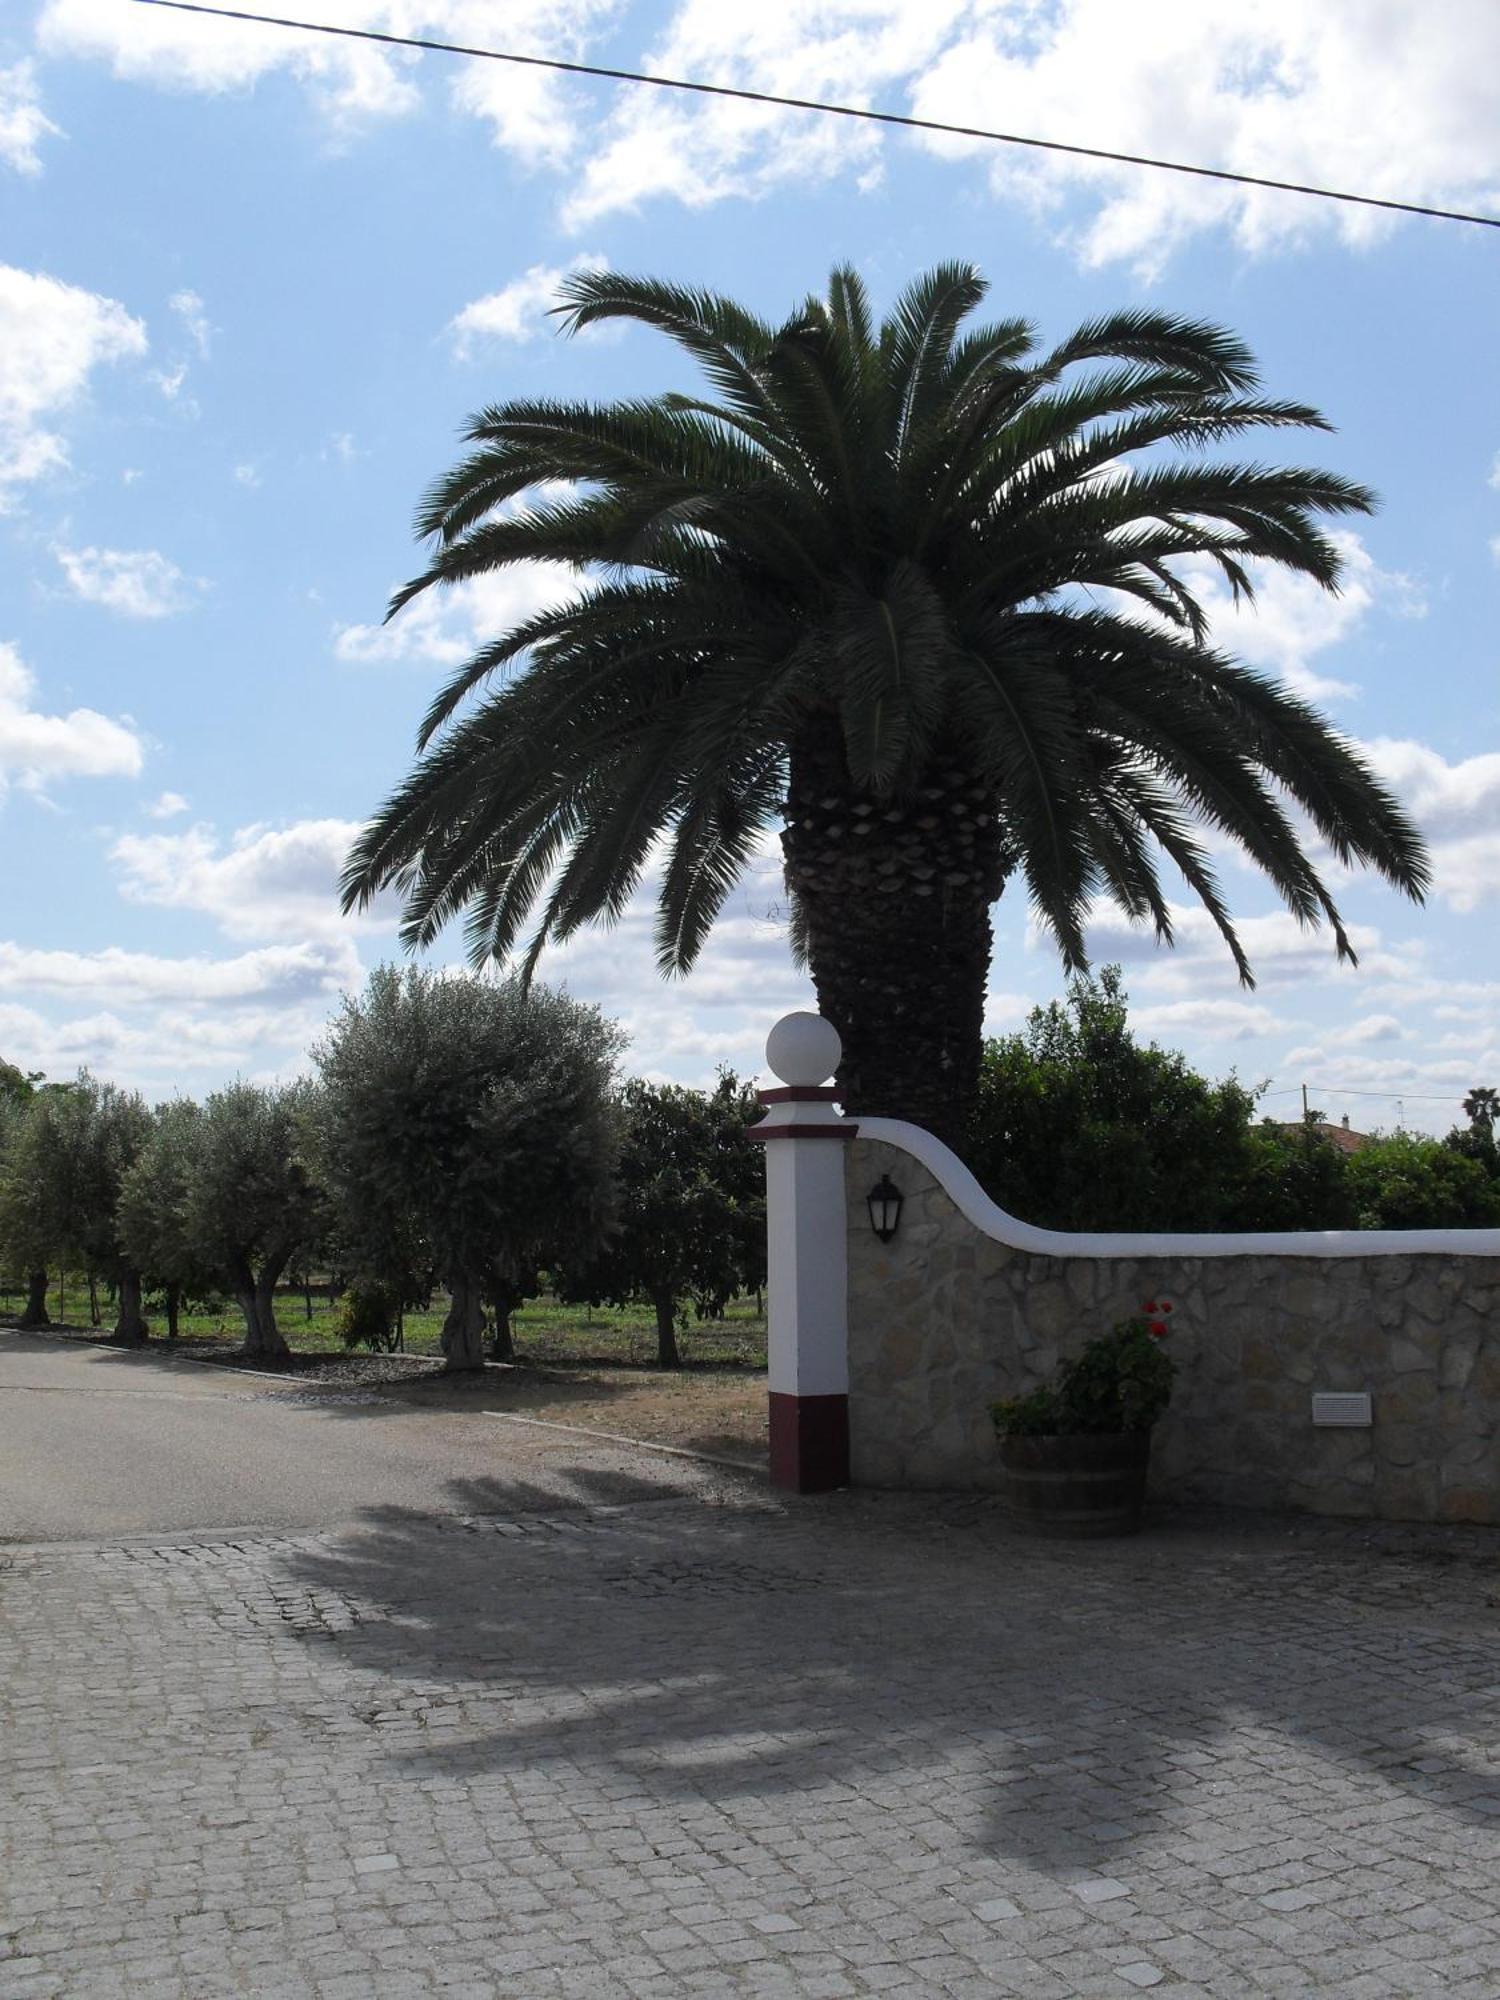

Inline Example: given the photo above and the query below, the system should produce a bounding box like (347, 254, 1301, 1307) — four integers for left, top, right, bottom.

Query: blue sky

(2, 0, 1498, 1133)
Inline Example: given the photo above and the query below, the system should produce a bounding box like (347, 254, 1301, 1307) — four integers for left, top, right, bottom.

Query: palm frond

(347, 259, 1427, 1010)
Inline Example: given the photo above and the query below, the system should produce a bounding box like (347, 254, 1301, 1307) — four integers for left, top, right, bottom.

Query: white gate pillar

(752, 1013, 857, 1491)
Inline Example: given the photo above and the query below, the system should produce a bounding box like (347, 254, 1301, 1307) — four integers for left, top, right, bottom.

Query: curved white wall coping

(855, 1116, 1500, 1262)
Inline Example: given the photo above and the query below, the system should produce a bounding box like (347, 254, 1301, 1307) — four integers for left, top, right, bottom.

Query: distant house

(1275, 1113, 1373, 1155)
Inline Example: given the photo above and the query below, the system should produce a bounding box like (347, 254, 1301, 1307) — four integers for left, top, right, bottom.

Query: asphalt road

(0, 1331, 734, 1541)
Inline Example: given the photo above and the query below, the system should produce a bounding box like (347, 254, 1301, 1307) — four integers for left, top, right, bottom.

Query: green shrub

(335, 1278, 401, 1352)
(992, 1306, 1177, 1437)
(1345, 1134, 1500, 1230)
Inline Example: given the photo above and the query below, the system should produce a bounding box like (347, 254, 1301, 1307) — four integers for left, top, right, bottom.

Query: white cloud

(1171, 532, 1424, 704)
(0, 264, 146, 501)
(0, 936, 360, 1007)
(1359, 739, 1500, 913)
(169, 287, 212, 357)
(35, 3, 1500, 264)
(36, 0, 607, 147)
(232, 461, 261, 488)
(109, 816, 397, 941)
(539, 849, 815, 1085)
(560, 3, 959, 229)
(0, 997, 331, 1084)
(0, 60, 61, 176)
(1072, 900, 1423, 997)
(1131, 997, 1285, 1042)
(55, 544, 196, 619)
(447, 254, 607, 357)
(334, 562, 578, 666)
(911, 1, 1500, 274)
(1344, 1012, 1404, 1045)
(444, 1, 615, 163)
(37, 0, 422, 123)
(0, 639, 143, 789)
(150, 360, 189, 402)
(1277, 1041, 1484, 1108)
(144, 790, 189, 819)
(1489, 452, 1500, 492)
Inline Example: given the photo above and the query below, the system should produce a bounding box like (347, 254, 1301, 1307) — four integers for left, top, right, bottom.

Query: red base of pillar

(768, 1391, 850, 1493)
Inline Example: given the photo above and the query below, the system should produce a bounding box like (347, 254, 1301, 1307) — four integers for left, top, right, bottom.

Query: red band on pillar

(768, 1392, 850, 1493)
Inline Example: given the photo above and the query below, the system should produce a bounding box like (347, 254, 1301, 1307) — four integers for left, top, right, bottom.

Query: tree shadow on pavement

(278, 1481, 1500, 1879)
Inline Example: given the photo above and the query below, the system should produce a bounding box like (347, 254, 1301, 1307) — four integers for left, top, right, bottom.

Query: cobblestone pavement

(4, 1476, 1500, 1998)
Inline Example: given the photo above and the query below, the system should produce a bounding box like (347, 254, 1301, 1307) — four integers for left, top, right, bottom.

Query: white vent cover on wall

(1312, 1392, 1373, 1428)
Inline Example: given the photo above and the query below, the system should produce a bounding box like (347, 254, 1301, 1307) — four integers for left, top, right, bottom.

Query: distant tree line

(6, 966, 1493, 1371)
(0, 968, 765, 1372)
(964, 969, 1500, 1233)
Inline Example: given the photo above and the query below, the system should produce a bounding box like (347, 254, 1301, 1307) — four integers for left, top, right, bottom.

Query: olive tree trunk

(653, 1287, 682, 1370)
(252, 1267, 290, 1360)
(232, 1253, 292, 1361)
(441, 1272, 488, 1372)
(487, 1281, 520, 1362)
(781, 723, 1008, 1152)
(113, 1268, 148, 1344)
(20, 1269, 51, 1329)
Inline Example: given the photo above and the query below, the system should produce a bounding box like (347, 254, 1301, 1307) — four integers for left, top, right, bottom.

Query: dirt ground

(11, 1323, 770, 1464)
(368, 1360, 770, 1462)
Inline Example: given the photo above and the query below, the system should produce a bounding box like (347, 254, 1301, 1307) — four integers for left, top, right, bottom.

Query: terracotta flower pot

(994, 1431, 1151, 1538)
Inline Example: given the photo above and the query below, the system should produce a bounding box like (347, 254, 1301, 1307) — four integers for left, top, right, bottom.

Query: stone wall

(846, 1134, 1500, 1523)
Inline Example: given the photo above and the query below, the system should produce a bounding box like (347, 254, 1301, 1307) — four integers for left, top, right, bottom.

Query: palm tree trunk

(782, 723, 1007, 1150)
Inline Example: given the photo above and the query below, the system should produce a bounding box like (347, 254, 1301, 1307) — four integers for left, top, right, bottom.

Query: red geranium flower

(1149, 1321, 1168, 1338)
(1143, 1299, 1160, 1313)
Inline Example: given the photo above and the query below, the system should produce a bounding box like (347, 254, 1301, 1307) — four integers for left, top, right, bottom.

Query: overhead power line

(1266, 1082, 1473, 1104)
(132, 0, 1500, 235)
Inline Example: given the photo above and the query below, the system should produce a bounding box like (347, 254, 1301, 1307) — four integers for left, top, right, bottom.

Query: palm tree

(1463, 1086, 1499, 1138)
(343, 263, 1428, 1147)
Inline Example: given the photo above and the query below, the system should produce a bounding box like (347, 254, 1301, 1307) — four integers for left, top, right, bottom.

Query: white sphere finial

(766, 1011, 842, 1087)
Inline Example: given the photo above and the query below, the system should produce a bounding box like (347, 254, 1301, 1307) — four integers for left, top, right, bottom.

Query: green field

(1, 1275, 768, 1372)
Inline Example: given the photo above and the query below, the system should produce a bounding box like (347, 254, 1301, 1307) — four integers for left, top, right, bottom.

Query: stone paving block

(3, 1492, 1500, 1995)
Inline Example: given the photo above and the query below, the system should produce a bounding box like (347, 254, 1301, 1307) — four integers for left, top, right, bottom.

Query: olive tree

(178, 1082, 326, 1360)
(314, 967, 623, 1371)
(0, 1071, 56, 1327)
(116, 1099, 217, 1339)
(561, 1074, 764, 1368)
(0, 1076, 152, 1339)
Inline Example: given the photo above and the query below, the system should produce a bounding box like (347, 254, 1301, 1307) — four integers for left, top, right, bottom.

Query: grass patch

(3, 1275, 767, 1373)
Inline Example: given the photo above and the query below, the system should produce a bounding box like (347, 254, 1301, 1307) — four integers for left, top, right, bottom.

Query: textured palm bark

(782, 724, 1008, 1151)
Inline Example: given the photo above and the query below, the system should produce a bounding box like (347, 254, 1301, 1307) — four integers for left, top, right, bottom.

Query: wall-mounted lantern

(866, 1174, 904, 1243)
